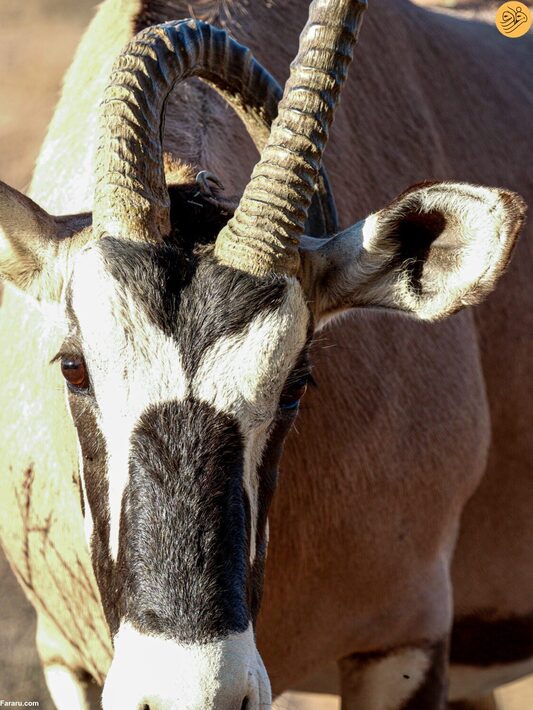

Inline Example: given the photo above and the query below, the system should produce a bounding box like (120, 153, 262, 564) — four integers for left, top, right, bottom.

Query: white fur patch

(70, 249, 308, 570)
(71, 246, 188, 560)
(193, 278, 309, 561)
(102, 622, 271, 710)
(346, 647, 431, 710)
(193, 279, 308, 420)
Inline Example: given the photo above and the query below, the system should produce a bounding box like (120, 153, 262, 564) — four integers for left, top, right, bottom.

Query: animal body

(0, 1, 532, 709)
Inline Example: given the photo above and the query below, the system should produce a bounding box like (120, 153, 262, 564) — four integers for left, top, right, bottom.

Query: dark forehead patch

(97, 237, 289, 375)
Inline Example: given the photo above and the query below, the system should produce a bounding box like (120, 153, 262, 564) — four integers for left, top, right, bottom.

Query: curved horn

(215, 0, 368, 276)
(93, 20, 337, 243)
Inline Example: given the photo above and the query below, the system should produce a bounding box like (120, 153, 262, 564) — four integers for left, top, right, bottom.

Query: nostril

(240, 697, 249, 710)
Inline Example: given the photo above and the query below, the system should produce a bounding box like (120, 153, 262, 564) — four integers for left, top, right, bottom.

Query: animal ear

(0, 180, 90, 302)
(301, 182, 526, 324)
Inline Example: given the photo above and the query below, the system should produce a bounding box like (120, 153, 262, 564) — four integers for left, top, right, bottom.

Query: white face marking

(345, 648, 430, 710)
(193, 279, 309, 561)
(194, 280, 308, 418)
(70, 248, 309, 570)
(71, 246, 188, 560)
(102, 622, 271, 710)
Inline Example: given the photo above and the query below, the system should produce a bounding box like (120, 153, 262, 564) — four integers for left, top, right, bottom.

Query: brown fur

(1, 0, 532, 707)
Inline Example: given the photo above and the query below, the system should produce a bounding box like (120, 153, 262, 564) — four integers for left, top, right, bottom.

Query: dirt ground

(0, 0, 531, 708)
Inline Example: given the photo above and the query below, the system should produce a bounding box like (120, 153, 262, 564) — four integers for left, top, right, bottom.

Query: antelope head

(0, 1, 525, 708)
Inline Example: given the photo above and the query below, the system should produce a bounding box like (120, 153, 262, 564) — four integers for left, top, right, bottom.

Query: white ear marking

(303, 181, 525, 325)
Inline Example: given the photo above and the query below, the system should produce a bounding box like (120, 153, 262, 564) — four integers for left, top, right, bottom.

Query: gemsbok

(0, 0, 532, 708)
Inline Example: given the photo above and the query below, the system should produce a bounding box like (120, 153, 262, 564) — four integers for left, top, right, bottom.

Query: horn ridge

(214, 0, 367, 276)
(93, 19, 337, 243)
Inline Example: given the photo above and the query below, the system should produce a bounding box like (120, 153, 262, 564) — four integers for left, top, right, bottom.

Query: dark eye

(279, 379, 308, 411)
(61, 357, 90, 392)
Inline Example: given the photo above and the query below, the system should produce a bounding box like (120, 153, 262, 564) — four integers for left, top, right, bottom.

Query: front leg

(339, 639, 448, 710)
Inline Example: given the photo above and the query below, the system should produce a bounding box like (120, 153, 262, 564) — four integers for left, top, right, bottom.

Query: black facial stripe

(63, 284, 122, 632)
(249, 347, 312, 622)
(66, 395, 121, 632)
(64, 232, 308, 638)
(98, 238, 288, 378)
(73, 390, 299, 637)
(249, 417, 285, 623)
(118, 399, 250, 642)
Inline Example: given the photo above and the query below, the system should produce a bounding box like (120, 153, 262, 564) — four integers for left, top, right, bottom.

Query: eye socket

(279, 379, 308, 412)
(60, 356, 90, 392)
